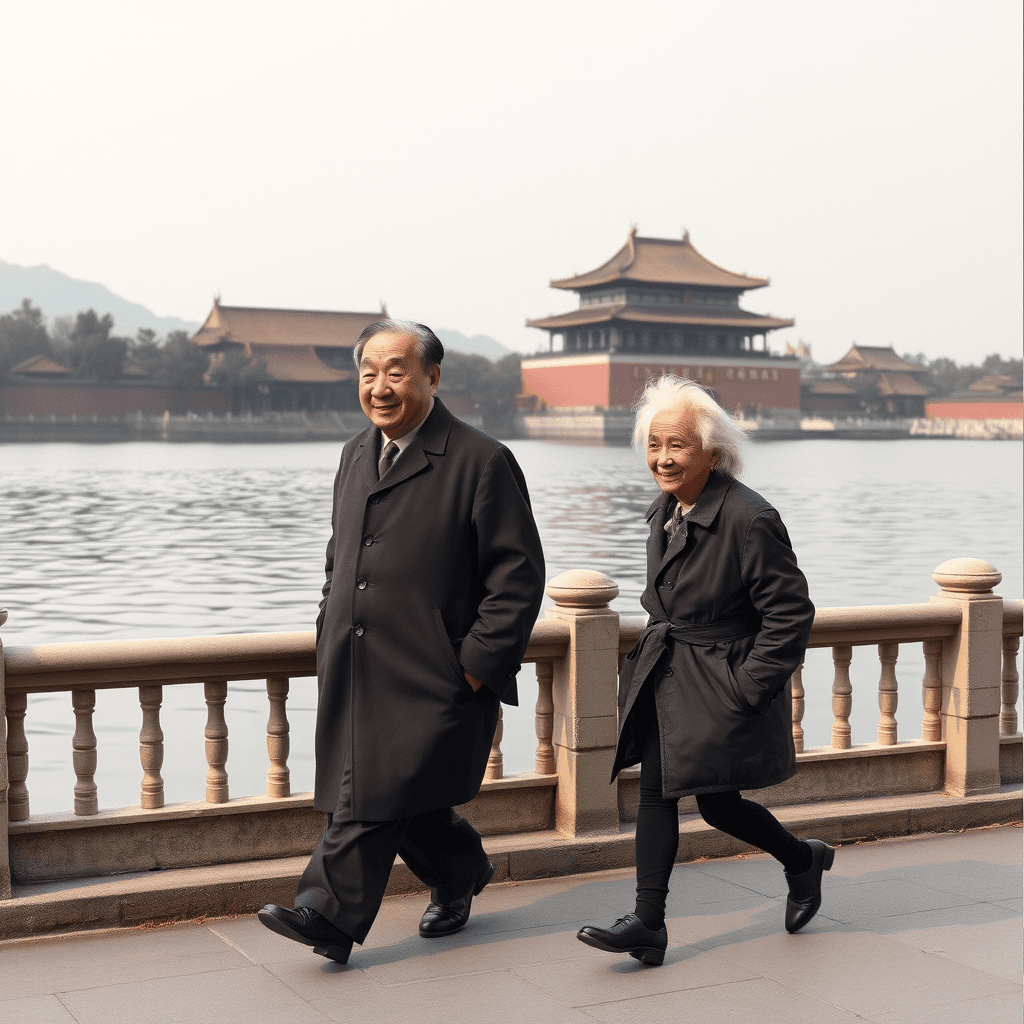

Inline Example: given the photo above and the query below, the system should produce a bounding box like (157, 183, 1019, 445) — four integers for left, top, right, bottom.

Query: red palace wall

(0, 384, 231, 416)
(926, 399, 1023, 420)
(520, 362, 609, 408)
(520, 357, 800, 412)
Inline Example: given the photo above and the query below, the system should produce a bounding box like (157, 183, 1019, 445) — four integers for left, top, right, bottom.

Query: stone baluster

(1001, 633, 1020, 736)
(534, 661, 555, 774)
(266, 675, 290, 798)
(204, 680, 229, 803)
(0, 606, 10, 898)
(544, 569, 620, 835)
(790, 662, 805, 753)
(139, 685, 164, 809)
(930, 558, 1003, 796)
(921, 639, 943, 741)
(5, 693, 28, 822)
(72, 689, 99, 815)
(877, 643, 899, 745)
(485, 705, 503, 780)
(830, 645, 853, 749)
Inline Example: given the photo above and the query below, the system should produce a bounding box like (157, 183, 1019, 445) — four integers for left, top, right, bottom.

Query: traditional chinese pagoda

(190, 300, 385, 410)
(522, 229, 799, 416)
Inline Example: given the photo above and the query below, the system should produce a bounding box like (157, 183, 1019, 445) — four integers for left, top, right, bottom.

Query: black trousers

(295, 805, 488, 944)
(632, 682, 806, 919)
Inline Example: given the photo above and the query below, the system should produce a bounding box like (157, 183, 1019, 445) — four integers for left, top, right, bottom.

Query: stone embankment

(521, 411, 1023, 443)
(4, 411, 1021, 443)
(0, 411, 371, 444)
(911, 417, 1023, 440)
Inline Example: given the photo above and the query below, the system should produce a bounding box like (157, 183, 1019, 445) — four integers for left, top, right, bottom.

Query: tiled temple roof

(550, 230, 770, 291)
(526, 303, 793, 331)
(876, 372, 931, 397)
(10, 354, 73, 376)
(191, 301, 384, 384)
(825, 345, 925, 375)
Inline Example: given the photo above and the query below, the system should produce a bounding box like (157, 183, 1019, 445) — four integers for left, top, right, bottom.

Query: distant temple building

(805, 344, 932, 417)
(190, 300, 385, 410)
(521, 229, 799, 415)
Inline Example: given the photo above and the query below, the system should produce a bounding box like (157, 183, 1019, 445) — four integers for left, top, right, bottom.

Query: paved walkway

(1, 826, 1020, 1024)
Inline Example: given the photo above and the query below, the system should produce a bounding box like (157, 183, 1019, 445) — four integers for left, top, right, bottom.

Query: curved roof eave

(549, 232, 770, 291)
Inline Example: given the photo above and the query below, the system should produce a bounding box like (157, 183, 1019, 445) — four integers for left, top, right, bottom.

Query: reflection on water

(2, 438, 1021, 813)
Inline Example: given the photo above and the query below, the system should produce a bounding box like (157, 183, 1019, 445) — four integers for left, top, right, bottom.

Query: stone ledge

(8, 772, 558, 884)
(2, 785, 1018, 941)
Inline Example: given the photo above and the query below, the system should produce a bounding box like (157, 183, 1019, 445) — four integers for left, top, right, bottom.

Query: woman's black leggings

(632, 686, 809, 924)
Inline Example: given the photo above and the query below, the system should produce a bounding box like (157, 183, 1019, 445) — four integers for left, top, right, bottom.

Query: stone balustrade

(0, 559, 1021, 901)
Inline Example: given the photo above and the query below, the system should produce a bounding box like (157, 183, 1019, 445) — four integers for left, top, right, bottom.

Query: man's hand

(464, 672, 483, 692)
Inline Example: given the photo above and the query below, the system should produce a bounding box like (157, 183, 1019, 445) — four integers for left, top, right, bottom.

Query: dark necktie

(378, 440, 399, 479)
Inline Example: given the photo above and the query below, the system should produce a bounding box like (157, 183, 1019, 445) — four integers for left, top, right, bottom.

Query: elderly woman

(577, 376, 832, 967)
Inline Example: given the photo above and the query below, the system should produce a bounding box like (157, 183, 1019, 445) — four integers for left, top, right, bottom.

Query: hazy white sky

(2, 0, 1021, 364)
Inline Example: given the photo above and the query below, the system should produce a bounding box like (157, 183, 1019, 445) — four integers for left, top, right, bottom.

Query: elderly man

(259, 319, 545, 964)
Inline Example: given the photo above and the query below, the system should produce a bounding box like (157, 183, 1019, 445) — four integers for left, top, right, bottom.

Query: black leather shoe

(418, 861, 495, 937)
(577, 913, 668, 966)
(784, 839, 835, 934)
(257, 904, 353, 963)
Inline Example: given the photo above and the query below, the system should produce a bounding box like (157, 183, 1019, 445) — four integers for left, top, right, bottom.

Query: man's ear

(430, 365, 441, 393)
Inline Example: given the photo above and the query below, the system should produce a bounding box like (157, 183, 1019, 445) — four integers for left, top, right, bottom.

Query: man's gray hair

(353, 319, 445, 372)
(632, 374, 747, 477)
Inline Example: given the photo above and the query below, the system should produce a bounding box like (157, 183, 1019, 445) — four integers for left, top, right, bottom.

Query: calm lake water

(3, 437, 1022, 814)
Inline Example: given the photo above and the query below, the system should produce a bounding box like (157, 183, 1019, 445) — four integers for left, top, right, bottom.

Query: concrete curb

(2, 786, 1019, 941)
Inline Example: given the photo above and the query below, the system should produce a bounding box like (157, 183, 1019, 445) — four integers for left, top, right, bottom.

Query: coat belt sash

(623, 617, 760, 697)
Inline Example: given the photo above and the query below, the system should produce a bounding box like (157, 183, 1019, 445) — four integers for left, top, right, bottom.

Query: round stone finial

(932, 558, 1001, 594)
(546, 569, 619, 608)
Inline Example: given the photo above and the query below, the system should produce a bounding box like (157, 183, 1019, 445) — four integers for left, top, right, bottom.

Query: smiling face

(646, 409, 719, 505)
(358, 332, 439, 439)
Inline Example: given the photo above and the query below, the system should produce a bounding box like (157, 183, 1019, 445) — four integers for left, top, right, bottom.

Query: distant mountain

(434, 328, 513, 362)
(0, 261, 201, 338)
(0, 261, 513, 357)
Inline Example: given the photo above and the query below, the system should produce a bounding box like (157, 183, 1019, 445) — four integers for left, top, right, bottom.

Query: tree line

(0, 299, 525, 423)
(0, 299, 210, 387)
(900, 352, 1022, 395)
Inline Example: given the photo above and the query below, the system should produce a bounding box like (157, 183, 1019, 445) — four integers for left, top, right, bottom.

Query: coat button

(664, 668, 673, 677)
(363, 536, 373, 547)
(371, 496, 381, 505)
(356, 579, 367, 590)
(664, 581, 674, 590)
(354, 624, 364, 637)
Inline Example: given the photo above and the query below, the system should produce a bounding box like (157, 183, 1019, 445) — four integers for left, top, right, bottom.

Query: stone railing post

(0, 607, 10, 898)
(544, 570, 620, 836)
(930, 558, 1003, 796)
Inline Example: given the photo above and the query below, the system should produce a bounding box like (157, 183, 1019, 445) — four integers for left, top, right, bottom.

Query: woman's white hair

(632, 375, 747, 477)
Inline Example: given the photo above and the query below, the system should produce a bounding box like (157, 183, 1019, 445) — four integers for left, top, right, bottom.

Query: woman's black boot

(577, 913, 668, 966)
(784, 839, 835, 933)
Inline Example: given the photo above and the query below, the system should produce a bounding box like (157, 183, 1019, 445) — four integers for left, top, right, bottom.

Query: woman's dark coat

(611, 471, 814, 798)
(315, 399, 545, 822)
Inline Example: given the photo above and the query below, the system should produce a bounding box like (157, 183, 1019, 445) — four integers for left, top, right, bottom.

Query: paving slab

(0, 826, 1019, 1024)
(581, 976, 863, 1024)
(0, 994, 78, 1024)
(701, 930, 1020, 1019)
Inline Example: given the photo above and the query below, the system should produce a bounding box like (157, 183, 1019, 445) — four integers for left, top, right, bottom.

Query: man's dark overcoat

(611, 471, 814, 798)
(315, 399, 545, 822)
